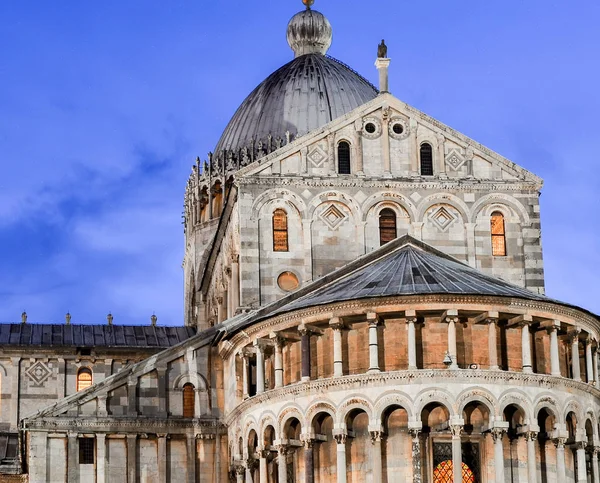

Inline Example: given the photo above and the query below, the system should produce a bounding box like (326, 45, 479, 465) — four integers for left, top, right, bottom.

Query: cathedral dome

(214, 6, 378, 153)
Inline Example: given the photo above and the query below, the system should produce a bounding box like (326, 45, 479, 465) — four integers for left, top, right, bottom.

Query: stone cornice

(236, 175, 541, 192)
(222, 294, 600, 358)
(22, 416, 226, 435)
(224, 369, 600, 426)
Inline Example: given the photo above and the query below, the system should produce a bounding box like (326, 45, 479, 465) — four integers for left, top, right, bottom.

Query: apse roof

(0, 324, 196, 348)
(214, 53, 378, 153)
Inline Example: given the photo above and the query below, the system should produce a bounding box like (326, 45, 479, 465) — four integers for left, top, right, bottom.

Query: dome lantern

(286, 3, 332, 57)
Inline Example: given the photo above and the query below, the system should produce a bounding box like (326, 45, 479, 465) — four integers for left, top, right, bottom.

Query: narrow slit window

(338, 141, 351, 174)
(79, 438, 95, 465)
(420, 143, 434, 176)
(272, 209, 289, 252)
(183, 383, 195, 418)
(76, 367, 93, 392)
(379, 208, 397, 246)
(491, 211, 507, 256)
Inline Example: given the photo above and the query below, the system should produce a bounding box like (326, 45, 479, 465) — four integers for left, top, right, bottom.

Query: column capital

(329, 317, 346, 330)
(369, 430, 384, 443)
(524, 431, 538, 442)
(366, 312, 380, 326)
(553, 437, 567, 448)
(490, 427, 506, 442)
(450, 424, 463, 439)
(234, 464, 246, 476)
(277, 444, 289, 456)
(126, 434, 138, 440)
(333, 432, 347, 445)
(258, 448, 270, 459)
(245, 457, 258, 470)
(441, 309, 459, 324)
(568, 327, 582, 341)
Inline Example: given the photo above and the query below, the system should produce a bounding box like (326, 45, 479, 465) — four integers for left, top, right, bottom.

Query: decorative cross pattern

(430, 206, 457, 232)
(320, 204, 347, 230)
(445, 149, 466, 171)
(26, 360, 52, 386)
(307, 145, 328, 168)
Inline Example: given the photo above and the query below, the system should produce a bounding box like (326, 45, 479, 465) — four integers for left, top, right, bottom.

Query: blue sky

(0, 1, 598, 325)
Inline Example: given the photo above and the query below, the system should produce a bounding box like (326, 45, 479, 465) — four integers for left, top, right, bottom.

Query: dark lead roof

(0, 324, 196, 348)
(215, 54, 378, 153)
(272, 236, 550, 316)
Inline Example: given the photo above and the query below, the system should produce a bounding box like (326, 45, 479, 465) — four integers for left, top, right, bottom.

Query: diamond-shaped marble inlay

(430, 206, 457, 232)
(26, 360, 52, 386)
(320, 204, 347, 230)
(307, 146, 328, 168)
(445, 149, 466, 170)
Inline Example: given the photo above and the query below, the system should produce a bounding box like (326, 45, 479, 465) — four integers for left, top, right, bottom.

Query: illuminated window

(277, 271, 299, 292)
(491, 211, 507, 256)
(183, 383, 195, 418)
(338, 141, 351, 174)
(79, 438, 95, 465)
(272, 209, 289, 252)
(433, 461, 475, 483)
(420, 143, 434, 176)
(379, 208, 397, 246)
(76, 367, 93, 392)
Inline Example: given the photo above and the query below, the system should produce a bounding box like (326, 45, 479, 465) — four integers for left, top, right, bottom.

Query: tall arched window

(183, 383, 195, 418)
(76, 367, 93, 392)
(272, 209, 289, 252)
(491, 211, 507, 256)
(420, 143, 434, 176)
(379, 208, 397, 246)
(338, 141, 351, 174)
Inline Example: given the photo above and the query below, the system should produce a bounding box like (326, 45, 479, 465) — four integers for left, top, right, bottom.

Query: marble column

(186, 435, 196, 483)
(304, 438, 315, 483)
(575, 441, 587, 482)
(158, 434, 168, 483)
(367, 313, 380, 373)
(259, 449, 269, 483)
(571, 331, 582, 381)
(586, 337, 594, 383)
(334, 434, 347, 483)
(592, 447, 600, 483)
(300, 326, 311, 382)
(231, 255, 240, 315)
(521, 322, 533, 373)
(407, 315, 418, 370)
(241, 353, 249, 399)
(331, 318, 344, 377)
(67, 433, 78, 483)
(554, 438, 567, 481)
(354, 121, 364, 175)
(444, 312, 459, 369)
(594, 347, 600, 386)
(370, 431, 383, 483)
(488, 318, 499, 370)
(245, 458, 255, 483)
(274, 338, 284, 388)
(278, 446, 288, 483)
(126, 434, 137, 483)
(409, 429, 422, 483)
(491, 428, 505, 483)
(525, 432, 538, 483)
(96, 434, 106, 483)
(549, 321, 561, 376)
(254, 342, 265, 394)
(451, 425, 463, 483)
(235, 465, 245, 483)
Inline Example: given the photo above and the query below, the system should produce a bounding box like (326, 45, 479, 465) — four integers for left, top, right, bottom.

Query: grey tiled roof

(0, 324, 196, 348)
(215, 54, 378, 152)
(273, 236, 550, 316)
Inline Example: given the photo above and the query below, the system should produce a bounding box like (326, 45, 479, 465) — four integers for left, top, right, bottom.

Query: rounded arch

(307, 190, 362, 221)
(243, 416, 259, 444)
(373, 391, 414, 424)
(0, 363, 9, 378)
(252, 188, 307, 220)
(278, 404, 305, 436)
(470, 193, 531, 225)
(173, 372, 208, 392)
(563, 398, 584, 425)
(413, 388, 457, 419)
(417, 193, 470, 224)
(498, 391, 533, 423)
(585, 409, 598, 437)
(533, 394, 562, 424)
(361, 192, 417, 222)
(336, 395, 374, 427)
(259, 411, 278, 442)
(455, 387, 498, 417)
(305, 400, 337, 430)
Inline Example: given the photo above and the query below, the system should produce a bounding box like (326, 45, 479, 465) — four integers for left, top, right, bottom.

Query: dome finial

(287, 4, 332, 57)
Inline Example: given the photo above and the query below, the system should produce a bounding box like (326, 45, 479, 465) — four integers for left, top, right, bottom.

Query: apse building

(4, 2, 599, 482)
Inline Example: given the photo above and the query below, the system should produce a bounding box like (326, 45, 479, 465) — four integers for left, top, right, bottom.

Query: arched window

(76, 367, 93, 392)
(379, 208, 397, 246)
(420, 143, 434, 176)
(338, 141, 351, 174)
(272, 209, 289, 252)
(183, 383, 195, 418)
(490, 211, 507, 256)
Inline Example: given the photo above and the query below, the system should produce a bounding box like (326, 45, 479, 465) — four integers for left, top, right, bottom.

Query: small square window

(79, 438, 95, 465)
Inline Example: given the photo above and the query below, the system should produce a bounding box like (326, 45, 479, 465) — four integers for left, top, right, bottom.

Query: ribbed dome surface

(214, 54, 378, 153)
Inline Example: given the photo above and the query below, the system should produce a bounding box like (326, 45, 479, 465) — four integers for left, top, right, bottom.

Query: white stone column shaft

(259, 451, 268, 483)
(274, 340, 284, 388)
(335, 435, 347, 483)
(549, 323, 561, 376)
(255, 345, 265, 395)
(592, 448, 600, 483)
(492, 429, 505, 483)
(96, 434, 106, 483)
(231, 258, 240, 315)
(158, 435, 168, 483)
(451, 426, 462, 483)
(594, 348, 600, 386)
(242, 354, 249, 399)
(526, 433, 538, 483)
(521, 323, 533, 373)
(331, 319, 344, 377)
(572, 333, 582, 381)
(446, 315, 459, 369)
(371, 432, 382, 483)
(576, 443, 587, 482)
(278, 447, 288, 483)
(407, 316, 417, 370)
(488, 319, 499, 370)
(586, 337, 594, 383)
(367, 315, 380, 373)
(555, 439, 566, 482)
